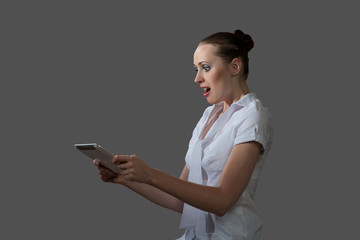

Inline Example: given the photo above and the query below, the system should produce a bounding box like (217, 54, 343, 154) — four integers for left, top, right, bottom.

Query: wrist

(147, 167, 159, 186)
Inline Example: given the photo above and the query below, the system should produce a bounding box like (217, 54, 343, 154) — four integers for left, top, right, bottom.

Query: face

(193, 44, 234, 105)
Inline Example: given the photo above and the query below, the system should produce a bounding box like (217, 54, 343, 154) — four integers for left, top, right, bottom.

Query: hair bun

(234, 29, 254, 53)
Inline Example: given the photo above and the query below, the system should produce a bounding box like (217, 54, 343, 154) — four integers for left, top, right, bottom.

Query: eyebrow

(194, 61, 209, 67)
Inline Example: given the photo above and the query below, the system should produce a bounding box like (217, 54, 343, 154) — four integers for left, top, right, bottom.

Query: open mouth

(203, 87, 211, 97)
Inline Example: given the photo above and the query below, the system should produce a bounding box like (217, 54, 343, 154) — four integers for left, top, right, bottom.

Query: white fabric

(178, 93, 273, 240)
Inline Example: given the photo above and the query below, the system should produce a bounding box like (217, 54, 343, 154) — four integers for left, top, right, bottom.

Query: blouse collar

(214, 92, 257, 110)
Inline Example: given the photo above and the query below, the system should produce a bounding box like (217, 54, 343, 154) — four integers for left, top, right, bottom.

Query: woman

(94, 30, 273, 240)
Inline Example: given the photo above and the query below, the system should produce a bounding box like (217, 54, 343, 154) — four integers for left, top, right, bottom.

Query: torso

(181, 93, 274, 239)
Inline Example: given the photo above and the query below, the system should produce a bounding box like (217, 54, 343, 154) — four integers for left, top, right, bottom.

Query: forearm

(146, 143, 261, 216)
(94, 158, 184, 213)
(123, 180, 184, 213)
(149, 168, 229, 216)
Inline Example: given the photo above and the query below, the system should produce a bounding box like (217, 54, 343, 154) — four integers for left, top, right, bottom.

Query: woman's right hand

(93, 159, 126, 185)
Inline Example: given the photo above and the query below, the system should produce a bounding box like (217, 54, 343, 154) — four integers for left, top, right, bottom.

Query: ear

(230, 58, 242, 76)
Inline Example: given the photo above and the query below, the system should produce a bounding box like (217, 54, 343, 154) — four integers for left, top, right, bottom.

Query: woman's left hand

(113, 154, 153, 184)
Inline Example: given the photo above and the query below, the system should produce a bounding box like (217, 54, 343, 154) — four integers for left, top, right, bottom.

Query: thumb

(113, 154, 131, 164)
(93, 159, 99, 166)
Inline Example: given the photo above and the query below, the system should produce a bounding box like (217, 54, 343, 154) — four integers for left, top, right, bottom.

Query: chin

(206, 98, 220, 105)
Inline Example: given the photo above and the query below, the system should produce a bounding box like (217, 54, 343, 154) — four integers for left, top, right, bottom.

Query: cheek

(209, 69, 230, 88)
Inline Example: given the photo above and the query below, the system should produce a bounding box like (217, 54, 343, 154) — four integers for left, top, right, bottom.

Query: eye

(194, 67, 199, 72)
(202, 64, 211, 72)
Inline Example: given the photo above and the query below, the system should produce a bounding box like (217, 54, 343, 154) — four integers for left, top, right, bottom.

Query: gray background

(1, 1, 359, 239)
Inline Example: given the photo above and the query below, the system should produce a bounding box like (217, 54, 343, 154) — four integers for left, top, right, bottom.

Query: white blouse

(178, 93, 274, 240)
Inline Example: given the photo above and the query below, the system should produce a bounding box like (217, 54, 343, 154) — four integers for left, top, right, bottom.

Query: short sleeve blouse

(179, 93, 273, 240)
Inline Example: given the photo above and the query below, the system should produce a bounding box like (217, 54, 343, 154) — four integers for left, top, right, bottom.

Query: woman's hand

(114, 154, 154, 184)
(93, 155, 153, 185)
(93, 159, 126, 184)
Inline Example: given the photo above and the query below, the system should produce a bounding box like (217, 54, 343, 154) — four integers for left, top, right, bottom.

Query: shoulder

(233, 96, 274, 150)
(246, 99, 272, 122)
(232, 96, 274, 141)
(234, 97, 272, 125)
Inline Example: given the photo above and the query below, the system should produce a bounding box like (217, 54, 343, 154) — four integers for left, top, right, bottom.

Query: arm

(117, 141, 261, 216)
(122, 165, 189, 213)
(94, 160, 188, 213)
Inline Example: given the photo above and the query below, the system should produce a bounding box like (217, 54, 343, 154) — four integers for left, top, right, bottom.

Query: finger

(101, 175, 114, 182)
(99, 166, 117, 176)
(118, 162, 131, 170)
(99, 168, 112, 175)
(113, 154, 128, 164)
(113, 154, 132, 164)
(97, 164, 111, 172)
(95, 159, 111, 171)
(101, 173, 117, 181)
(93, 159, 100, 166)
(95, 160, 115, 172)
(120, 168, 135, 179)
(120, 168, 129, 176)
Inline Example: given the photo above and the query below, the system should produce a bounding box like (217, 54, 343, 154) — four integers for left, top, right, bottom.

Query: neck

(222, 79, 250, 113)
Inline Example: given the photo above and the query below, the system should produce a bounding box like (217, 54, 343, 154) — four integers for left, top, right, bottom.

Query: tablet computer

(74, 143, 120, 174)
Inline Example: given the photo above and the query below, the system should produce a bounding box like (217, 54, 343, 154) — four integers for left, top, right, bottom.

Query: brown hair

(200, 30, 254, 79)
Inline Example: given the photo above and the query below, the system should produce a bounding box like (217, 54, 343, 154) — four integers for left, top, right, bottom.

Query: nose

(194, 71, 204, 84)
